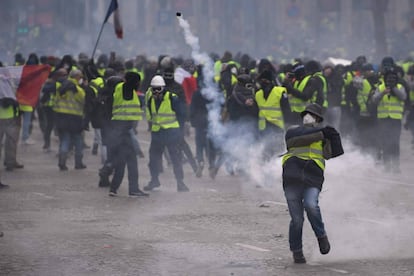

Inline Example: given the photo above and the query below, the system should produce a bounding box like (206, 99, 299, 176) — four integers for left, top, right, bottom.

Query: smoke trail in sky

(177, 13, 280, 185)
(177, 15, 227, 146)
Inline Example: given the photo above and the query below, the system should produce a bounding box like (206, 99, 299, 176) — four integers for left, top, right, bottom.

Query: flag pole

(91, 0, 119, 61)
(91, 21, 106, 60)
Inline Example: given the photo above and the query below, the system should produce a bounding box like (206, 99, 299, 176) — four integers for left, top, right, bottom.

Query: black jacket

(282, 125, 343, 190)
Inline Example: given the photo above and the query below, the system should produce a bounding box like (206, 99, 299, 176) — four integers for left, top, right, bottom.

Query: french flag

(0, 65, 51, 107)
(104, 0, 123, 39)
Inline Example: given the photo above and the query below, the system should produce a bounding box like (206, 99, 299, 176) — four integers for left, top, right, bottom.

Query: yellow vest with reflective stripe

(256, 86, 286, 130)
(357, 79, 373, 115)
(149, 92, 179, 132)
(53, 78, 85, 116)
(90, 77, 104, 95)
(291, 75, 311, 112)
(410, 88, 414, 106)
(112, 83, 143, 121)
(377, 83, 404, 120)
(0, 106, 17, 119)
(19, 104, 33, 112)
(341, 71, 355, 106)
(282, 140, 325, 170)
(313, 72, 328, 108)
(43, 81, 59, 107)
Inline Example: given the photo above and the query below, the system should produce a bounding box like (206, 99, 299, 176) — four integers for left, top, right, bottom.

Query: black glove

(385, 73, 397, 88)
(321, 126, 339, 139)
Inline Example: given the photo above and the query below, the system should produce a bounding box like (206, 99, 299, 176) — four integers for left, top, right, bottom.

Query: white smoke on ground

(305, 138, 414, 262)
(177, 14, 414, 263)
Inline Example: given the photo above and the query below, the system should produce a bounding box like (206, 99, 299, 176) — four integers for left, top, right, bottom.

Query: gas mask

(152, 86, 164, 99)
(303, 113, 317, 125)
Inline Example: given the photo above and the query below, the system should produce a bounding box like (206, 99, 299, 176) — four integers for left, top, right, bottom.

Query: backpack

(90, 87, 113, 129)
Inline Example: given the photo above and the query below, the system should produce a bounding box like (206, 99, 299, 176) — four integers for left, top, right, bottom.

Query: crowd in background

(0, 49, 413, 190)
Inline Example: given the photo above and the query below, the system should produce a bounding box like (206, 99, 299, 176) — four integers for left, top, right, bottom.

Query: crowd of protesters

(0, 50, 413, 190)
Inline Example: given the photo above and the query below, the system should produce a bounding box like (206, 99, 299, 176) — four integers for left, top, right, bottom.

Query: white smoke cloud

(177, 14, 414, 263)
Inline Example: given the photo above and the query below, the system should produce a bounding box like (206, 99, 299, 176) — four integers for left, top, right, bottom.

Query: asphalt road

(1, 121, 414, 276)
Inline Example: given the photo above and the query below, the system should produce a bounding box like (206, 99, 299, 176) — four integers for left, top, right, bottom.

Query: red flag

(0, 65, 50, 107)
(104, 0, 123, 39)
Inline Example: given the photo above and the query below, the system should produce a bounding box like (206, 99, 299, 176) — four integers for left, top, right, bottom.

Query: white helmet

(150, 75, 166, 87)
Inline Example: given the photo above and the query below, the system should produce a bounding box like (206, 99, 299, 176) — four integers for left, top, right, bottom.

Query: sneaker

(318, 235, 331, 255)
(293, 251, 306, 264)
(195, 161, 204, 178)
(0, 182, 9, 189)
(108, 191, 117, 197)
(177, 182, 189, 192)
(22, 138, 36, 145)
(129, 189, 149, 197)
(143, 180, 160, 191)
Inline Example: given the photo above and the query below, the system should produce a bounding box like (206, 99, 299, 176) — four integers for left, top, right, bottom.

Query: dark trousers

(149, 129, 183, 183)
(377, 118, 402, 170)
(39, 107, 55, 149)
(110, 142, 139, 194)
(194, 126, 208, 163)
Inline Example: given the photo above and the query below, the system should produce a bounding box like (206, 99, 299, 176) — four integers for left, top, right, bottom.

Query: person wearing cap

(282, 103, 344, 264)
(144, 75, 189, 192)
(371, 68, 407, 173)
(256, 69, 291, 161)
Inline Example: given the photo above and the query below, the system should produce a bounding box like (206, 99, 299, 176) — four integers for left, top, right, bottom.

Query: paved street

(1, 122, 414, 276)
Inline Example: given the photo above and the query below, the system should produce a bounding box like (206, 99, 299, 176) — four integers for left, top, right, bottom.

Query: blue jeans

(284, 184, 326, 252)
(21, 111, 32, 141)
(58, 131, 83, 157)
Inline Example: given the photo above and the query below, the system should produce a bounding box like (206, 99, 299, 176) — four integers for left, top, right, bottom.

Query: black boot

(75, 154, 87, 170)
(98, 165, 111, 187)
(318, 235, 331, 255)
(92, 143, 98, 155)
(58, 153, 68, 171)
(177, 181, 189, 192)
(293, 250, 306, 264)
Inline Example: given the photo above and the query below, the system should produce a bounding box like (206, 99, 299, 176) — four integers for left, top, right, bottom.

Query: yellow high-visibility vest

(112, 83, 143, 121)
(256, 86, 286, 130)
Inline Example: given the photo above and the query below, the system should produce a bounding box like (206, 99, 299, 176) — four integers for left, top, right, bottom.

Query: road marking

(32, 192, 55, 199)
(258, 201, 287, 207)
(347, 217, 390, 226)
(235, 243, 270, 252)
(325, 267, 349, 274)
